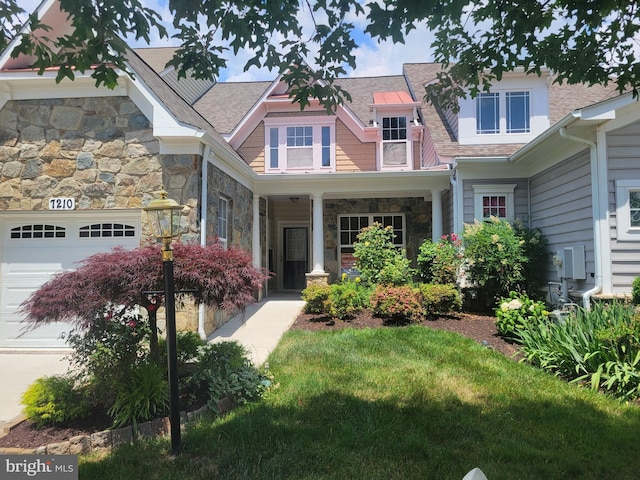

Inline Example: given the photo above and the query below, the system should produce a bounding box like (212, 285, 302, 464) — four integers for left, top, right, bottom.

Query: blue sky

(18, 0, 435, 81)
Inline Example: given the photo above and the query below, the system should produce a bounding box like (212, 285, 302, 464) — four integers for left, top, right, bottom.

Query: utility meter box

(563, 246, 586, 280)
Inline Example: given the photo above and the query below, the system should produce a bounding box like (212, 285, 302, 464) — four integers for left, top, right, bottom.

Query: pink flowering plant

(417, 233, 463, 285)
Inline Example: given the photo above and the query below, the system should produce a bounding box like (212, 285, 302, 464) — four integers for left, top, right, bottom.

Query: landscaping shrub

(108, 361, 169, 429)
(21, 375, 90, 427)
(462, 217, 528, 306)
(417, 234, 463, 284)
(417, 283, 462, 318)
(370, 285, 423, 324)
(64, 306, 151, 410)
(159, 330, 206, 368)
(511, 221, 549, 297)
(328, 275, 372, 320)
(632, 276, 640, 305)
(191, 341, 269, 414)
(301, 284, 331, 314)
(495, 291, 548, 339)
(353, 223, 414, 285)
(518, 300, 640, 400)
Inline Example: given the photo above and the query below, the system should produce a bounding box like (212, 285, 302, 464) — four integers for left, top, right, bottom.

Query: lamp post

(143, 188, 184, 456)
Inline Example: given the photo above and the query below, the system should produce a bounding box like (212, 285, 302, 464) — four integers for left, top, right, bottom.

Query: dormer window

(371, 91, 420, 171)
(381, 116, 408, 167)
(264, 118, 335, 172)
(475, 91, 531, 135)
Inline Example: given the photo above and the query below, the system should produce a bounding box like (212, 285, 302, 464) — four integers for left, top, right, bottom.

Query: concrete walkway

(0, 293, 304, 431)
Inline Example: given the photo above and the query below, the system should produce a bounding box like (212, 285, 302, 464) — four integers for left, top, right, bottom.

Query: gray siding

(530, 150, 595, 292)
(607, 120, 640, 293)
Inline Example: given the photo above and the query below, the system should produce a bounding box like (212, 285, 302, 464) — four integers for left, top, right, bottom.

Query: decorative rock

(21, 159, 42, 179)
(0, 146, 20, 162)
(96, 140, 125, 158)
(111, 427, 133, 447)
(97, 157, 122, 173)
(44, 159, 76, 178)
(74, 169, 98, 183)
(90, 430, 112, 451)
(2, 161, 23, 178)
(47, 441, 70, 455)
(76, 151, 95, 169)
(50, 178, 82, 198)
(69, 435, 90, 455)
(15, 105, 50, 126)
(39, 140, 61, 160)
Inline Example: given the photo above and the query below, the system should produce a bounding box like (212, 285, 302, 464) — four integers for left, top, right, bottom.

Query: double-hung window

(265, 119, 334, 172)
(381, 116, 409, 167)
(476, 91, 530, 135)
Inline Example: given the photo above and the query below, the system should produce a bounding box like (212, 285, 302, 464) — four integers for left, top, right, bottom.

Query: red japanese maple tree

(19, 241, 268, 359)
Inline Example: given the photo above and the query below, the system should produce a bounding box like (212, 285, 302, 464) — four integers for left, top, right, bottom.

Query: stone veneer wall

(0, 97, 200, 231)
(322, 197, 432, 283)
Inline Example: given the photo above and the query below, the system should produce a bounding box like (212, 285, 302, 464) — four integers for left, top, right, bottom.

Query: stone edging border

(0, 398, 232, 456)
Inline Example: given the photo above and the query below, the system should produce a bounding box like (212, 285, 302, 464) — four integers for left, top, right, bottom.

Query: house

(0, 0, 637, 348)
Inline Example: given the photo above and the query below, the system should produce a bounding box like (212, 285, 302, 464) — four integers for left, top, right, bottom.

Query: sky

(17, 0, 436, 82)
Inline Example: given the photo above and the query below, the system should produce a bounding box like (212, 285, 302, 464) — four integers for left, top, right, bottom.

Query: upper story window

(265, 118, 335, 172)
(381, 116, 408, 167)
(476, 91, 530, 135)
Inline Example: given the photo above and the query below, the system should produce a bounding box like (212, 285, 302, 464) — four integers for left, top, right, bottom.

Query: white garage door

(0, 212, 141, 349)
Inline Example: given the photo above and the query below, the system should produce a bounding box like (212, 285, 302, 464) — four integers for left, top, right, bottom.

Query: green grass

(80, 327, 640, 479)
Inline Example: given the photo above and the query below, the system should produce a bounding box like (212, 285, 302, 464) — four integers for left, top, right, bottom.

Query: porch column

(311, 193, 325, 274)
(252, 194, 261, 269)
(431, 189, 443, 241)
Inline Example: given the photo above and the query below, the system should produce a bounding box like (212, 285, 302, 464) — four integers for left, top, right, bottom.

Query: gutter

(198, 145, 212, 340)
(558, 127, 602, 309)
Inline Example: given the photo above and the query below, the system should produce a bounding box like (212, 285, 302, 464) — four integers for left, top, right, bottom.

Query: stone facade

(322, 197, 432, 283)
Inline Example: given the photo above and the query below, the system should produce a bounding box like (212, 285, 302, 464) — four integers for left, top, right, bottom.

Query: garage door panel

(1, 214, 140, 348)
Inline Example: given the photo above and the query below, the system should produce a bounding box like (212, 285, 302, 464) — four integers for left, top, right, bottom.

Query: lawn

(80, 326, 640, 479)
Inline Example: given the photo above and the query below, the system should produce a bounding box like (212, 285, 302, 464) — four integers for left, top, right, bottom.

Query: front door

(282, 227, 308, 290)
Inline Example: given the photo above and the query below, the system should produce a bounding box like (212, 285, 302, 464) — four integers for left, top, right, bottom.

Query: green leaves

(8, 0, 640, 111)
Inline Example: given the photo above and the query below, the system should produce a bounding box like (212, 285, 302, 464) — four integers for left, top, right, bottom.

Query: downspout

(558, 127, 602, 309)
(198, 145, 211, 339)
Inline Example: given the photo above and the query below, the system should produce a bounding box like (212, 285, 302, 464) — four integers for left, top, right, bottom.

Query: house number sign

(48, 197, 76, 210)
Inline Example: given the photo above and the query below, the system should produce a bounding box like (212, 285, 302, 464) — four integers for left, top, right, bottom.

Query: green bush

(191, 341, 269, 414)
(632, 277, 640, 305)
(370, 285, 423, 324)
(511, 221, 550, 296)
(518, 301, 640, 400)
(417, 234, 463, 284)
(328, 276, 372, 320)
(353, 223, 414, 285)
(159, 330, 206, 367)
(462, 217, 528, 306)
(65, 306, 151, 409)
(301, 284, 331, 314)
(495, 291, 548, 339)
(108, 361, 169, 428)
(417, 283, 462, 318)
(21, 375, 90, 428)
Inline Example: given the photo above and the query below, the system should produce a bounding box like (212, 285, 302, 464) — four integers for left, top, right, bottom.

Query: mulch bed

(290, 310, 521, 358)
(1, 310, 519, 450)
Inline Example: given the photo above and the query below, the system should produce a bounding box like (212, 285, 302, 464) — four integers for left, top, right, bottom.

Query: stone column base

(305, 272, 330, 288)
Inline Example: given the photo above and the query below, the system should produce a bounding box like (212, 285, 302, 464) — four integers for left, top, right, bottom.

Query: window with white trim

(476, 91, 530, 135)
(338, 214, 405, 276)
(217, 196, 229, 248)
(473, 184, 516, 221)
(616, 180, 640, 241)
(265, 119, 335, 172)
(381, 116, 408, 167)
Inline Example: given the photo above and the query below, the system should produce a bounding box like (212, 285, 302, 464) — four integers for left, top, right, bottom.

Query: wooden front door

(282, 227, 308, 290)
